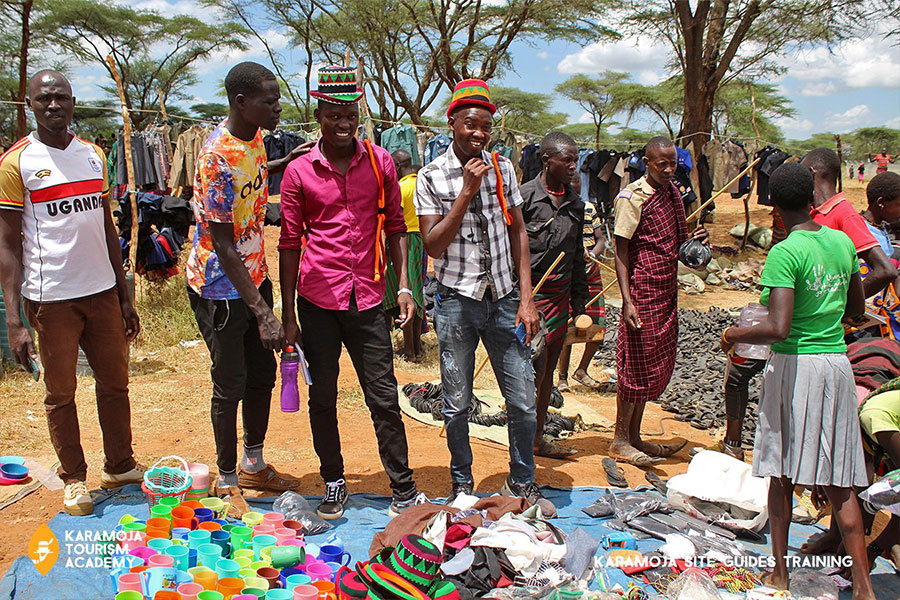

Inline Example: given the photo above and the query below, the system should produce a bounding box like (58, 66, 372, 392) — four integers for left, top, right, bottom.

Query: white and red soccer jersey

(0, 133, 115, 302)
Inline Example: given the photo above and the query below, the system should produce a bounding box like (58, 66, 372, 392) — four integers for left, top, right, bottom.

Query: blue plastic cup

(285, 573, 312, 590)
(252, 534, 276, 561)
(188, 529, 212, 550)
(215, 557, 240, 579)
(188, 548, 198, 569)
(165, 545, 189, 571)
(147, 538, 173, 553)
(171, 527, 191, 542)
(210, 529, 231, 557)
(196, 542, 222, 568)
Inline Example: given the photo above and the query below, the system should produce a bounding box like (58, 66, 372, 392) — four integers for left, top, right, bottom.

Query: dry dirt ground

(0, 184, 874, 572)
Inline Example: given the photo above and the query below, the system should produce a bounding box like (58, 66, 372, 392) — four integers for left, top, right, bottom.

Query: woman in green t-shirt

(721, 163, 874, 599)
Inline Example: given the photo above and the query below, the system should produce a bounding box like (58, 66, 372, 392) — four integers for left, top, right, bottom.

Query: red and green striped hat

(447, 78, 496, 117)
(311, 65, 364, 105)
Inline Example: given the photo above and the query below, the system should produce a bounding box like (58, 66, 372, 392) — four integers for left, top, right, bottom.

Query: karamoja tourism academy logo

(28, 524, 59, 576)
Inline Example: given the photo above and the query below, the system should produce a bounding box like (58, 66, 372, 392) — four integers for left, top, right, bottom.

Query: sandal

(557, 379, 570, 393)
(534, 438, 576, 460)
(602, 457, 628, 487)
(573, 371, 602, 390)
(238, 465, 301, 492)
(640, 440, 687, 458)
(211, 480, 251, 518)
(645, 471, 668, 495)
(612, 450, 663, 467)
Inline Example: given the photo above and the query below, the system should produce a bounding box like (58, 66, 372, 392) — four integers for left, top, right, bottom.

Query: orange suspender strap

(364, 138, 387, 281)
(491, 152, 513, 226)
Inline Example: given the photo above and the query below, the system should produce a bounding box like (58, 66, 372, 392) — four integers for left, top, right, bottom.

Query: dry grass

(134, 276, 200, 352)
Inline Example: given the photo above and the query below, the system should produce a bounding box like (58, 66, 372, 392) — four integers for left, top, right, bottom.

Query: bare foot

(760, 570, 788, 590)
(608, 441, 661, 467)
(635, 439, 687, 458)
(891, 544, 900, 570)
(800, 528, 841, 555)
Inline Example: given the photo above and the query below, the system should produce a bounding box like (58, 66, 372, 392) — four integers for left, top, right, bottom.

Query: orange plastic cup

(146, 517, 171, 533)
(216, 576, 244, 597)
(198, 521, 222, 532)
(189, 566, 218, 591)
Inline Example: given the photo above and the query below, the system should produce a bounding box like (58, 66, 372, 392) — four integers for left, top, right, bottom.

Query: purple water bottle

(280, 345, 300, 413)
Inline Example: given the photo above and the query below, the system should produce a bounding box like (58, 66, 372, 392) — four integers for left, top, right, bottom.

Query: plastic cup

(262, 512, 284, 529)
(217, 576, 245, 597)
(197, 542, 223, 568)
(281, 520, 304, 537)
(260, 545, 275, 565)
(324, 561, 341, 577)
(159, 496, 181, 509)
(189, 529, 212, 549)
(311, 581, 334, 596)
(166, 544, 190, 571)
(230, 526, 253, 552)
(182, 500, 205, 510)
(273, 528, 296, 545)
(252, 524, 276, 538)
(284, 573, 312, 591)
(235, 556, 252, 569)
(265, 590, 292, 600)
(278, 539, 304, 549)
(153, 591, 181, 600)
(250, 560, 268, 572)
(270, 546, 304, 570)
(252, 534, 276, 560)
(210, 529, 231, 556)
(215, 557, 241, 579)
(122, 522, 147, 533)
(199, 521, 222, 532)
(188, 566, 218, 591)
(115, 592, 144, 600)
(240, 591, 266, 600)
(189, 548, 198, 568)
(239, 567, 257, 580)
(148, 553, 175, 568)
(117, 572, 143, 593)
(151, 504, 173, 521)
(172, 506, 199, 530)
(304, 562, 331, 582)
(172, 527, 191, 541)
(197, 591, 225, 600)
(188, 462, 210, 489)
(291, 585, 318, 600)
(256, 566, 280, 590)
(242, 511, 264, 527)
(201, 497, 230, 520)
(233, 548, 254, 561)
(195, 507, 215, 523)
(148, 538, 173, 553)
(177, 581, 205, 600)
(243, 576, 268, 590)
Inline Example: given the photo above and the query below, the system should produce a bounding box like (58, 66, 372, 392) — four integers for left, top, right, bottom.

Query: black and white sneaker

(317, 478, 348, 520)
(445, 481, 474, 505)
(500, 476, 557, 518)
(388, 491, 428, 517)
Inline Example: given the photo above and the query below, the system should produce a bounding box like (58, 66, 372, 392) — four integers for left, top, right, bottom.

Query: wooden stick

(586, 253, 617, 274)
(566, 278, 617, 325)
(686, 156, 761, 223)
(357, 58, 375, 143)
(158, 86, 168, 122)
(472, 251, 565, 380)
(106, 55, 138, 275)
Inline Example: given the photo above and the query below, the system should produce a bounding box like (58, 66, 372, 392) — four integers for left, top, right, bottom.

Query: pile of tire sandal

(402, 382, 580, 438)
(593, 305, 759, 448)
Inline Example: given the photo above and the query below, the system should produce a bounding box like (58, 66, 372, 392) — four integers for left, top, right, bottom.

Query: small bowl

(0, 464, 28, 480)
(0, 456, 25, 466)
(0, 474, 26, 485)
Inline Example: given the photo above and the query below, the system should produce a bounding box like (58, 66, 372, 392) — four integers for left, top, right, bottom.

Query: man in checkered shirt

(415, 79, 556, 517)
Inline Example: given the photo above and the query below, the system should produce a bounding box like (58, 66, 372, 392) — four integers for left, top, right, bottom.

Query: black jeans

(189, 279, 276, 477)
(297, 293, 415, 499)
(725, 357, 766, 421)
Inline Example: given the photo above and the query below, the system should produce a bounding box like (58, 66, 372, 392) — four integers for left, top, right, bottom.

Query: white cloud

(828, 104, 871, 128)
(886, 116, 900, 129)
(775, 115, 814, 136)
(115, 0, 208, 19)
(537, 51, 549, 60)
(557, 36, 668, 85)
(577, 111, 594, 124)
(800, 81, 838, 97)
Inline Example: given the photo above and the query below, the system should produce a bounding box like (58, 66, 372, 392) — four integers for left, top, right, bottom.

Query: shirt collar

(399, 173, 417, 183)
(444, 144, 490, 171)
(813, 192, 845, 216)
(310, 137, 367, 169)
(636, 176, 656, 198)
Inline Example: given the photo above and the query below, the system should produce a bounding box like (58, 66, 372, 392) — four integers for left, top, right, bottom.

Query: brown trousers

(24, 288, 135, 483)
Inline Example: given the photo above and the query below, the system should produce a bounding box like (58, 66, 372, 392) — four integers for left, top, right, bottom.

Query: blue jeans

(433, 284, 537, 485)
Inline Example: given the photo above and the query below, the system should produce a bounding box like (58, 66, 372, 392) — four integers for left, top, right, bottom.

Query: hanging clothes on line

(754, 146, 791, 207)
(263, 129, 306, 194)
(674, 146, 698, 212)
(380, 123, 420, 166)
(519, 143, 542, 183)
(168, 124, 213, 191)
(424, 134, 451, 165)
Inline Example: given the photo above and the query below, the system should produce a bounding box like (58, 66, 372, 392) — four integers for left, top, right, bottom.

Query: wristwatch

(397, 287, 412, 297)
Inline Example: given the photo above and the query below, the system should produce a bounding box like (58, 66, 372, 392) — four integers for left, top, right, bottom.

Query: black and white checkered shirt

(415, 146, 523, 301)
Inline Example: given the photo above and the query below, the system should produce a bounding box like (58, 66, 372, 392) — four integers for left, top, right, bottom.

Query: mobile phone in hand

(514, 322, 528, 347)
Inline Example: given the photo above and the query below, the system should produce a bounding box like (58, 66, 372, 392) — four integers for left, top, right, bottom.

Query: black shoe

(445, 481, 474, 505)
(317, 478, 348, 520)
(500, 476, 557, 518)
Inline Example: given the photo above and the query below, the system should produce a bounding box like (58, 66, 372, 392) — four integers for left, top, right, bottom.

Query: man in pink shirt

(278, 66, 418, 521)
(803, 148, 896, 297)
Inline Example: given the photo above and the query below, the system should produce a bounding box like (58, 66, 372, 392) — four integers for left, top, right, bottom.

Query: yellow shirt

(400, 173, 419, 233)
(613, 175, 655, 240)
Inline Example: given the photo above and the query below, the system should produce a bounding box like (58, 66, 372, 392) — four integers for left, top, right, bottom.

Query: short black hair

(770, 162, 814, 211)
(646, 135, 674, 153)
(802, 147, 841, 182)
(867, 171, 900, 205)
(539, 131, 577, 158)
(27, 69, 71, 96)
(224, 62, 275, 104)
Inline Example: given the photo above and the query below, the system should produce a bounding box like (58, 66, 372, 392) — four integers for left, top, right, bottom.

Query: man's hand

(462, 158, 491, 198)
(720, 327, 734, 355)
(121, 301, 141, 342)
(256, 309, 285, 351)
(397, 291, 415, 329)
(8, 322, 36, 372)
(287, 141, 315, 162)
(691, 225, 709, 244)
(283, 313, 301, 349)
(622, 301, 642, 331)
(516, 296, 540, 345)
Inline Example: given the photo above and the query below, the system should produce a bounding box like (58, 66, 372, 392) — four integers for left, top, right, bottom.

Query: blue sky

(70, 0, 900, 140)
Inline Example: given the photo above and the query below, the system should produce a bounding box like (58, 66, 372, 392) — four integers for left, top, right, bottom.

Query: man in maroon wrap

(611, 136, 707, 466)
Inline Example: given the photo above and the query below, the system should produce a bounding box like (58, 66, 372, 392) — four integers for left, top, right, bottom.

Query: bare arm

(507, 204, 539, 342)
(859, 246, 897, 298)
(725, 287, 794, 346)
(844, 271, 865, 320)
(387, 232, 415, 328)
(209, 221, 284, 351)
(614, 235, 640, 330)
(0, 210, 35, 370)
(102, 197, 139, 341)
(279, 248, 301, 348)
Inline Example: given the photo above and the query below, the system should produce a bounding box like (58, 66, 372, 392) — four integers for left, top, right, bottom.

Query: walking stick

(686, 157, 761, 223)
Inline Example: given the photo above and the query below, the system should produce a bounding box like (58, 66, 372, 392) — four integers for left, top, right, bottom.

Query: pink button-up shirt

(278, 139, 405, 311)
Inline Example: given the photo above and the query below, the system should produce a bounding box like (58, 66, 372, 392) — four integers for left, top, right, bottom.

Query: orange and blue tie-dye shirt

(186, 121, 268, 299)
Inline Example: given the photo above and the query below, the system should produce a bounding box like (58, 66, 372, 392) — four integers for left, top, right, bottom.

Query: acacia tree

(556, 72, 628, 148)
(615, 77, 683, 139)
(624, 0, 879, 159)
(41, 0, 246, 129)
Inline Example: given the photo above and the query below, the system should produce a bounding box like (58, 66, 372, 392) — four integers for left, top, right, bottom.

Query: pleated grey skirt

(752, 352, 868, 488)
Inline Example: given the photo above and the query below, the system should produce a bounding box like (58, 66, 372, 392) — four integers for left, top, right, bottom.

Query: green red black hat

(447, 78, 496, 117)
(311, 65, 364, 105)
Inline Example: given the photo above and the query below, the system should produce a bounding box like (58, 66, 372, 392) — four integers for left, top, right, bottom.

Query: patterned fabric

(615, 181, 687, 403)
(310, 65, 364, 104)
(447, 78, 496, 116)
(534, 272, 572, 345)
(415, 146, 523, 301)
(583, 201, 602, 249)
(613, 176, 656, 240)
(186, 121, 268, 299)
(585, 261, 607, 326)
(383, 231, 425, 317)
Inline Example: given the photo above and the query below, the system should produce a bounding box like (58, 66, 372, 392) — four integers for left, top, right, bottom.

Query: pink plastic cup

(252, 524, 276, 538)
(262, 512, 284, 529)
(278, 538, 305, 548)
(304, 562, 331, 582)
(117, 572, 144, 593)
(274, 528, 296, 544)
(148, 553, 175, 568)
(177, 581, 205, 600)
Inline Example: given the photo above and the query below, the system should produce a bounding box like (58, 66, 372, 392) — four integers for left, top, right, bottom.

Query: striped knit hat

(310, 65, 364, 105)
(383, 534, 442, 592)
(446, 78, 496, 117)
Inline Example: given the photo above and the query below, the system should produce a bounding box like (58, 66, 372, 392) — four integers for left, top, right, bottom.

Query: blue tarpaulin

(1, 485, 897, 599)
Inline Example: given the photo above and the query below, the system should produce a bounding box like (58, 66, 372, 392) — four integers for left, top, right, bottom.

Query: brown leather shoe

(212, 482, 251, 518)
(238, 465, 301, 492)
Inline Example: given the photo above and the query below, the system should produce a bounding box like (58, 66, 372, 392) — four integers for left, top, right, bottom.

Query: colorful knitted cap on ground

(310, 65, 364, 105)
(337, 565, 369, 599)
(380, 534, 443, 593)
(428, 580, 460, 600)
(360, 562, 429, 600)
(446, 78, 496, 117)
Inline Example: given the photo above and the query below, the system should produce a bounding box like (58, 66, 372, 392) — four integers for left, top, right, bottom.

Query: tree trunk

(16, 0, 33, 140)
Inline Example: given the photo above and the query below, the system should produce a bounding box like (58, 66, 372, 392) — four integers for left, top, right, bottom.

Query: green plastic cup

(229, 525, 252, 552)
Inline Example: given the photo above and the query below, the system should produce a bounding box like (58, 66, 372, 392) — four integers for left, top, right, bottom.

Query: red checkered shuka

(616, 182, 687, 403)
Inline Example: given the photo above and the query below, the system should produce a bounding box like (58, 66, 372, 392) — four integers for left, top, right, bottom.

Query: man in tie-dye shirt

(187, 62, 302, 511)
